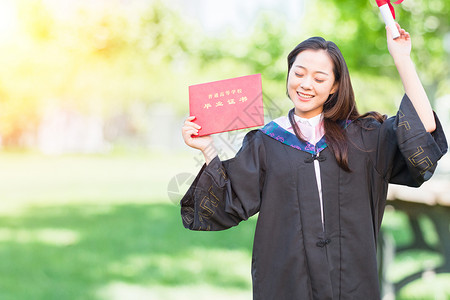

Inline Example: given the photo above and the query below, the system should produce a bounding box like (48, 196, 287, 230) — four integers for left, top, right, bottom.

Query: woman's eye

(315, 79, 325, 83)
(295, 73, 304, 78)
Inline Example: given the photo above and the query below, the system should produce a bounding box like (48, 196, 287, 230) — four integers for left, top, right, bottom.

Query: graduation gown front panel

(180, 95, 447, 300)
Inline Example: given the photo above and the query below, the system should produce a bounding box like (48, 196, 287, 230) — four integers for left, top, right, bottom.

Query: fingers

(395, 23, 410, 40)
(185, 121, 201, 130)
(184, 116, 201, 129)
(387, 23, 410, 41)
(400, 28, 410, 40)
(183, 116, 201, 135)
(182, 124, 199, 138)
(185, 130, 198, 140)
(181, 116, 214, 152)
(182, 116, 202, 143)
(396, 23, 405, 36)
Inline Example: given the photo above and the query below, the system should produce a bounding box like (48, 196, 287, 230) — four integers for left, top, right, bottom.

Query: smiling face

(287, 49, 338, 119)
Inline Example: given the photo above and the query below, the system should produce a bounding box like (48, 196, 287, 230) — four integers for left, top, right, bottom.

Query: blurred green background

(0, 0, 449, 299)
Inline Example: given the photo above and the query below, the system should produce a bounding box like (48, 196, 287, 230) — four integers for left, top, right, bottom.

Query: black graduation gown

(180, 94, 447, 300)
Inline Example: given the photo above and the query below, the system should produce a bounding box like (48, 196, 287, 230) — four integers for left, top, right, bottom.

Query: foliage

(301, 0, 450, 104)
(0, 0, 448, 148)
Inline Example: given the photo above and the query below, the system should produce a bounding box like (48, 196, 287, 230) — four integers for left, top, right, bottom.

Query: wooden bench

(379, 175, 450, 297)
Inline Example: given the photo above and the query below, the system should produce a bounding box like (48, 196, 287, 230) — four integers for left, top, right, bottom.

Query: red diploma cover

(189, 74, 264, 136)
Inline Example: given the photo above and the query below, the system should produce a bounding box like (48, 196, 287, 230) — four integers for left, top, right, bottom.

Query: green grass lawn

(0, 150, 254, 299)
(0, 151, 448, 299)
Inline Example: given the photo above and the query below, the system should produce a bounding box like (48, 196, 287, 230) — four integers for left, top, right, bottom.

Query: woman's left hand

(386, 23, 411, 62)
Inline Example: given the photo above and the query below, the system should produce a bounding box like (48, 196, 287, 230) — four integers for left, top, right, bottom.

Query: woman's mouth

(297, 92, 314, 99)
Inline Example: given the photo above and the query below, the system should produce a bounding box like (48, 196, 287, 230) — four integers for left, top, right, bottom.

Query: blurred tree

(301, 0, 450, 107)
(245, 13, 290, 82)
(188, 12, 294, 114)
(138, 1, 193, 64)
(0, 0, 447, 148)
(18, 0, 54, 41)
(0, 1, 208, 148)
(0, 1, 137, 148)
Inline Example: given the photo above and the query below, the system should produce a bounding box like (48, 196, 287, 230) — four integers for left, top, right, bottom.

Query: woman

(180, 24, 447, 299)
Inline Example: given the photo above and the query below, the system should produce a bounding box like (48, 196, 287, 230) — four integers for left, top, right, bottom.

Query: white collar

(293, 113, 323, 127)
(272, 113, 323, 132)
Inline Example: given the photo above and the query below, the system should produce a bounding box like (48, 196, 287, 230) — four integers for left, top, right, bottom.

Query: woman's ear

(330, 82, 339, 95)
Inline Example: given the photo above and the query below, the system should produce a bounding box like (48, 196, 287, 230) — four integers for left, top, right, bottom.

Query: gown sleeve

(180, 130, 266, 231)
(369, 94, 447, 187)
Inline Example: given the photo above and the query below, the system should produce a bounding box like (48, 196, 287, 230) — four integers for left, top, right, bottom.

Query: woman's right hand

(181, 116, 214, 152)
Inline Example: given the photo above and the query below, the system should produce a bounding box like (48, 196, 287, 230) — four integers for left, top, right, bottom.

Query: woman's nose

(300, 77, 312, 89)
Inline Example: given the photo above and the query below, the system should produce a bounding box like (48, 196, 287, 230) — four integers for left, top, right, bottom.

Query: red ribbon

(376, 0, 404, 19)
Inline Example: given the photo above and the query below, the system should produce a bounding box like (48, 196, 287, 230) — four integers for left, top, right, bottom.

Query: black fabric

(180, 94, 447, 300)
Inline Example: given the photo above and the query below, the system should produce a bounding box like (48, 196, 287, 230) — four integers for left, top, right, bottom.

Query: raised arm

(386, 23, 436, 132)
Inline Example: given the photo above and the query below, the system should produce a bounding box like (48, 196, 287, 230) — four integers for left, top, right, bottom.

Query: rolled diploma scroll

(379, 4, 400, 39)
